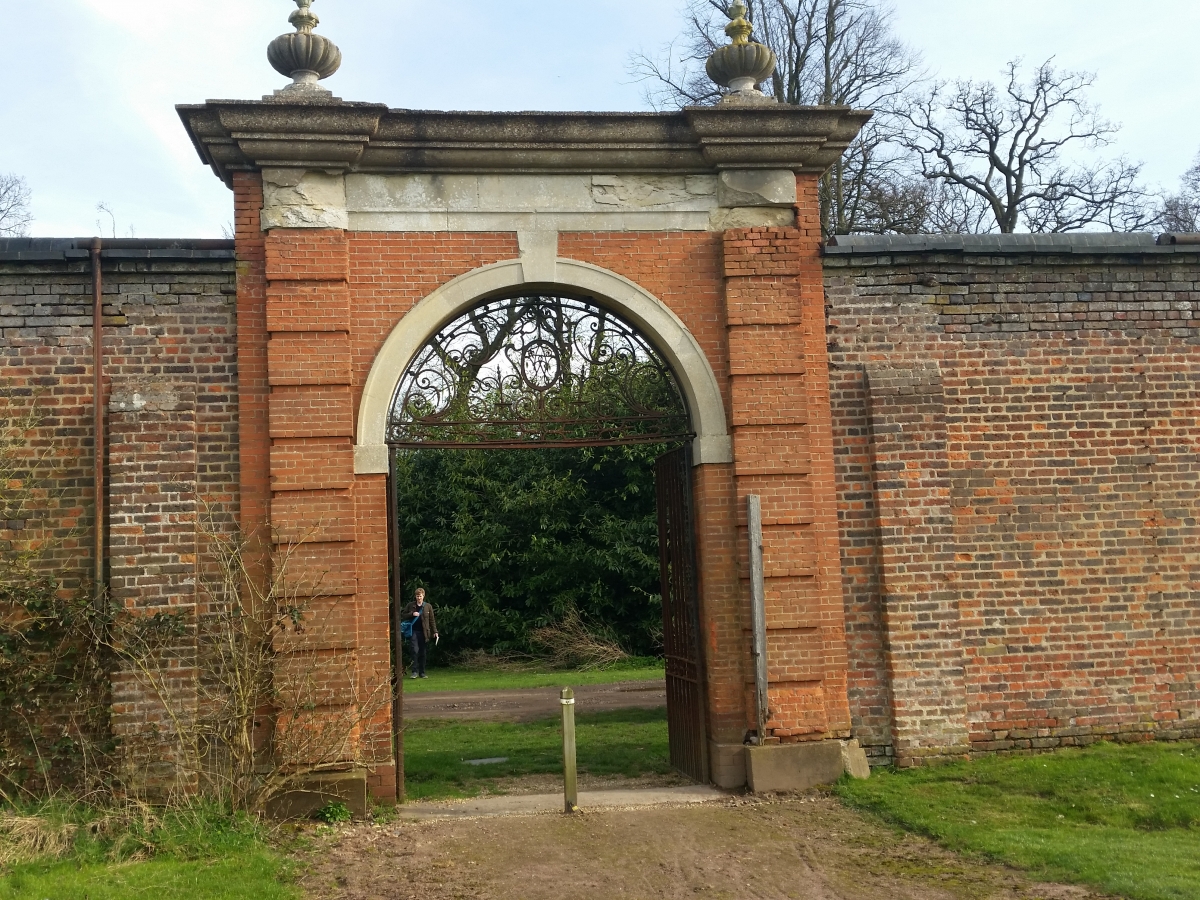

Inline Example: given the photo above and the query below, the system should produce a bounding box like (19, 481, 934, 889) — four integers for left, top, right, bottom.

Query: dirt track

(403, 679, 667, 722)
(296, 794, 1111, 900)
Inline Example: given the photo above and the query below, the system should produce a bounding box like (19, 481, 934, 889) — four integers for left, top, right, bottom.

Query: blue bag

(400, 618, 414, 639)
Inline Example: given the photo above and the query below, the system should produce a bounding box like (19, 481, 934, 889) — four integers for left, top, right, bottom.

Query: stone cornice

(177, 100, 871, 187)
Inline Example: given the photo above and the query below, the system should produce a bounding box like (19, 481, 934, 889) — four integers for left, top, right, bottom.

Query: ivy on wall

(0, 395, 110, 796)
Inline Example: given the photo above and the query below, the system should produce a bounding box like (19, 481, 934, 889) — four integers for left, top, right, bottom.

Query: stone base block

(746, 740, 844, 793)
(709, 741, 747, 789)
(265, 770, 369, 820)
(840, 739, 871, 779)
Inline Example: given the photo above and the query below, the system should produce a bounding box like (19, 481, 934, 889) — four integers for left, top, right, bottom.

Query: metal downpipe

(90, 239, 105, 607)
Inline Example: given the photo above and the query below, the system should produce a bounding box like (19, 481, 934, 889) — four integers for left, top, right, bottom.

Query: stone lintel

(178, 102, 872, 188)
(717, 170, 797, 207)
(253, 170, 800, 232)
(262, 169, 349, 230)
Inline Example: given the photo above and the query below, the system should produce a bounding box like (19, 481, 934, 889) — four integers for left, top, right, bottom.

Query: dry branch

(530, 609, 629, 671)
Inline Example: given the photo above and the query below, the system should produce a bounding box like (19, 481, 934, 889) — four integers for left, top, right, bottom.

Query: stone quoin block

(270, 438, 356, 491)
(267, 333, 353, 386)
(268, 385, 356, 438)
(267, 282, 352, 333)
(265, 230, 350, 282)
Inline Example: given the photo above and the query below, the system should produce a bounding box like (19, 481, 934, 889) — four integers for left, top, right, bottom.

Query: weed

(0, 814, 77, 868)
(369, 803, 399, 825)
(311, 802, 351, 825)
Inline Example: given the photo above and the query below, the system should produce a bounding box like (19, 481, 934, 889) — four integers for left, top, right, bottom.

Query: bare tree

(899, 60, 1156, 234)
(630, 0, 923, 237)
(1161, 151, 1200, 233)
(0, 174, 32, 238)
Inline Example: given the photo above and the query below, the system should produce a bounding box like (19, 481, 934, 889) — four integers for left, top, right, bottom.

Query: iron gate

(655, 445, 709, 783)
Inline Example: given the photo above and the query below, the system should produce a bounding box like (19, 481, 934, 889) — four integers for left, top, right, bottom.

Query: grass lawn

(836, 740, 1200, 900)
(0, 805, 299, 900)
(0, 852, 297, 900)
(404, 659, 665, 694)
(403, 706, 671, 800)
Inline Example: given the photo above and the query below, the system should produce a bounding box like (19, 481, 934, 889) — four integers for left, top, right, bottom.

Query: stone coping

(824, 233, 1200, 256)
(177, 100, 872, 187)
(0, 238, 236, 263)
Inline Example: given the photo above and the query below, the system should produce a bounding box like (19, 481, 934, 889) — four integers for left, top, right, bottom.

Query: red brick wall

(234, 174, 271, 560)
(720, 178, 851, 744)
(826, 248, 1200, 765)
(0, 252, 238, 593)
(107, 380, 201, 790)
(268, 213, 854, 771)
(1, 245, 238, 788)
(19, 222, 1196, 788)
(28, 214, 1200, 789)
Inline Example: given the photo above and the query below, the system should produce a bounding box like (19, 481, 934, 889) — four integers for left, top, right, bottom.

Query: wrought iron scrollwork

(387, 295, 693, 448)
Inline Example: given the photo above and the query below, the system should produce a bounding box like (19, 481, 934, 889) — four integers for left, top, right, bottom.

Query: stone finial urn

(268, 0, 342, 93)
(705, 1, 777, 100)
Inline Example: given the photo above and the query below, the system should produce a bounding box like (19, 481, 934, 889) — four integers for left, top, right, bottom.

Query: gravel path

(403, 679, 667, 722)
(297, 794, 1114, 900)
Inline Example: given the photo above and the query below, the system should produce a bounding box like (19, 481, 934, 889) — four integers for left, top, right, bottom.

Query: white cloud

(6, 0, 1197, 236)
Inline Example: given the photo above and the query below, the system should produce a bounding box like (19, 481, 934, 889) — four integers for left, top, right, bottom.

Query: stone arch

(354, 256, 732, 473)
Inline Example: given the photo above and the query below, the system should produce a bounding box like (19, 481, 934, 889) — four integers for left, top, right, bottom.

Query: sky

(4, 0, 1199, 239)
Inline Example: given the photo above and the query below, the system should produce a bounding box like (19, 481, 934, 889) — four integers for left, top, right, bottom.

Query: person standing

(402, 587, 439, 678)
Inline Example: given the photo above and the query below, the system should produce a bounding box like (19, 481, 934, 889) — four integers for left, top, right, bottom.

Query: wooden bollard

(561, 687, 578, 813)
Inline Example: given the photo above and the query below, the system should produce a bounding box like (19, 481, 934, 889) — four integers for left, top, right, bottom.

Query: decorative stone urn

(705, 1, 778, 103)
(268, 0, 342, 94)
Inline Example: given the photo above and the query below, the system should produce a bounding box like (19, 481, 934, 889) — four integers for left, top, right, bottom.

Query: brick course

(720, 177, 853, 746)
(0, 244, 238, 789)
(826, 247, 1200, 765)
(0, 250, 238, 597)
(9, 214, 1199, 794)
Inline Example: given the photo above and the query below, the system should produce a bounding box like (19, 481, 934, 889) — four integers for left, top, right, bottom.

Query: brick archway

(176, 98, 869, 801)
(368, 272, 723, 786)
(354, 256, 733, 474)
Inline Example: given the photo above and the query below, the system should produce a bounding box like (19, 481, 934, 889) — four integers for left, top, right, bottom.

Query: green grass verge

(404, 706, 671, 800)
(0, 852, 297, 900)
(0, 804, 299, 900)
(836, 740, 1200, 900)
(404, 660, 665, 694)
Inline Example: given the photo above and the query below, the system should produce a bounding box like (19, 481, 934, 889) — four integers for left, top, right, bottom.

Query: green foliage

(368, 802, 400, 825)
(837, 740, 1200, 900)
(310, 802, 352, 824)
(0, 579, 111, 796)
(0, 853, 298, 900)
(403, 707, 672, 800)
(0, 394, 110, 797)
(0, 802, 297, 900)
(1, 799, 267, 867)
(395, 445, 669, 658)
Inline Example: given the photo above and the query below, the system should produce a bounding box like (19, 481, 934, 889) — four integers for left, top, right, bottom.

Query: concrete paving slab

(398, 785, 729, 819)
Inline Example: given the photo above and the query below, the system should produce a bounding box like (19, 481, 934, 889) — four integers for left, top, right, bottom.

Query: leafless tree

(1160, 151, 1200, 233)
(899, 60, 1157, 234)
(0, 174, 32, 238)
(630, 0, 924, 237)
